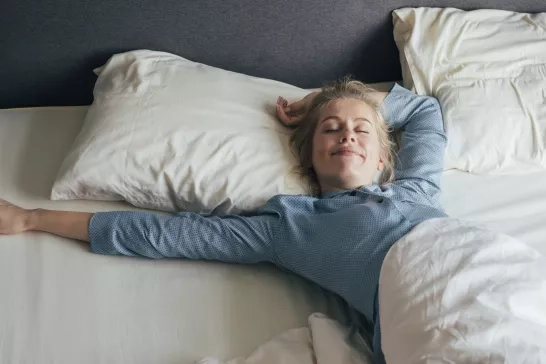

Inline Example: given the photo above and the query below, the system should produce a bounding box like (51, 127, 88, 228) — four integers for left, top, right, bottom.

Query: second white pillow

(393, 7, 546, 174)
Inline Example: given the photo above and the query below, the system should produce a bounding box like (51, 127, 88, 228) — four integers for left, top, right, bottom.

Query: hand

(0, 198, 32, 235)
(276, 91, 319, 127)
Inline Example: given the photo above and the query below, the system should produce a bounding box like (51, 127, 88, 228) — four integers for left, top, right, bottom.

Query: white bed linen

(1, 106, 546, 363)
(0, 107, 350, 364)
(380, 218, 546, 363)
(440, 170, 546, 255)
(198, 312, 372, 364)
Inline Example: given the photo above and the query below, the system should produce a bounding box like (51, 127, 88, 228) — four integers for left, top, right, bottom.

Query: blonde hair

(289, 76, 396, 196)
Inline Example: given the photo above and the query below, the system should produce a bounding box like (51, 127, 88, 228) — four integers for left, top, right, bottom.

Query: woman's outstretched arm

(1, 198, 281, 264)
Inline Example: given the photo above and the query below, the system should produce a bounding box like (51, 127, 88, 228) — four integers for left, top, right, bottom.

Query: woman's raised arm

(381, 84, 447, 205)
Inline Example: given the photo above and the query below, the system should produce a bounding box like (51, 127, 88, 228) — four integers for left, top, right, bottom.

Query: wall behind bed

(1, 0, 545, 109)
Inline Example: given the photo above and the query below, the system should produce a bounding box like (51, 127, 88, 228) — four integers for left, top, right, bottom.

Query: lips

(332, 147, 364, 158)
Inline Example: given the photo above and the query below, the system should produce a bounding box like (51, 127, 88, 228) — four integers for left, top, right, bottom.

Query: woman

(0, 78, 447, 363)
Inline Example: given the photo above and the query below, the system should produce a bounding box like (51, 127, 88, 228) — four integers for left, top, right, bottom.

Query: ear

(377, 156, 385, 171)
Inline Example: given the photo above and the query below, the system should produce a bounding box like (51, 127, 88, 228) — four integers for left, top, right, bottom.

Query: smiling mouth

(333, 150, 364, 159)
(335, 150, 358, 156)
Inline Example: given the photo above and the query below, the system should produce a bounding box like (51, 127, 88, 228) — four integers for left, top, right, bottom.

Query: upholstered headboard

(1, 0, 545, 108)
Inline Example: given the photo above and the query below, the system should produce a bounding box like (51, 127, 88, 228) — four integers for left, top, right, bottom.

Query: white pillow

(393, 8, 546, 174)
(51, 50, 312, 215)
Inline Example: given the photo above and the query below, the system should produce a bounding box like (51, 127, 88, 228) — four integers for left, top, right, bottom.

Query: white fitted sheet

(0, 107, 350, 364)
(440, 170, 546, 255)
(1, 106, 546, 363)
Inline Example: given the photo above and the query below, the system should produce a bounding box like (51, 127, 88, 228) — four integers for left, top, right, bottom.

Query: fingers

(276, 108, 295, 125)
(276, 100, 304, 126)
(276, 97, 295, 125)
(276, 95, 312, 127)
(277, 97, 293, 114)
(276, 98, 289, 124)
(278, 96, 308, 115)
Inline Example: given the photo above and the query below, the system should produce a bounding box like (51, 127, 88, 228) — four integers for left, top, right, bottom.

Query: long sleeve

(88, 202, 282, 263)
(381, 84, 447, 205)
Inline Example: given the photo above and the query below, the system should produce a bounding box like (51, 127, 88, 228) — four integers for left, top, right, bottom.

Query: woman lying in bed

(0, 78, 447, 364)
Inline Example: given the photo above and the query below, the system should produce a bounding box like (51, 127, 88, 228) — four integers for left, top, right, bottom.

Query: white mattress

(1, 106, 546, 363)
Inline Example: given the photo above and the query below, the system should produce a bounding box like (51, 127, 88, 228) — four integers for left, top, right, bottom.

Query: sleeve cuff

(88, 212, 121, 255)
(380, 83, 422, 127)
(381, 83, 405, 124)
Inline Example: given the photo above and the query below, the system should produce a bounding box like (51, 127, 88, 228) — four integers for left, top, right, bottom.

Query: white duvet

(204, 218, 546, 364)
(380, 218, 546, 363)
(198, 312, 373, 364)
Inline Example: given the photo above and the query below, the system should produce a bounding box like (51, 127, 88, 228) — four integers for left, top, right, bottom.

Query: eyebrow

(320, 116, 373, 125)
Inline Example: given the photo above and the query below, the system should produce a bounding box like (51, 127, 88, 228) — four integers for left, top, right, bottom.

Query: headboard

(2, 0, 545, 109)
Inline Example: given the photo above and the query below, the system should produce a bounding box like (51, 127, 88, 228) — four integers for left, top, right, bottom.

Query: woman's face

(312, 98, 384, 194)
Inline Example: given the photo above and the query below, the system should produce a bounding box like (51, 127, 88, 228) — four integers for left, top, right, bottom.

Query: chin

(331, 173, 366, 187)
(337, 167, 367, 180)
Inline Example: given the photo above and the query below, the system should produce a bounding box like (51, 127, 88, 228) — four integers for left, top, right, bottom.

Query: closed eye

(324, 129, 370, 134)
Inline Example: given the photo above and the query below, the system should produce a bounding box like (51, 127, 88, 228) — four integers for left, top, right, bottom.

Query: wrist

(25, 208, 43, 232)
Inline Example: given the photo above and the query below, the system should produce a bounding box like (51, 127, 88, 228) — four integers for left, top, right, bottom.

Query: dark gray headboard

(2, 0, 545, 109)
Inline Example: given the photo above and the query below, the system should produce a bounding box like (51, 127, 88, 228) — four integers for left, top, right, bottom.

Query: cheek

(312, 135, 333, 167)
(313, 136, 335, 157)
(312, 133, 323, 153)
(366, 135, 382, 157)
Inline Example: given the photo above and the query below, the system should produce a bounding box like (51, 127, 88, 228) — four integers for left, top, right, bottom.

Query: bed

(2, 1, 546, 364)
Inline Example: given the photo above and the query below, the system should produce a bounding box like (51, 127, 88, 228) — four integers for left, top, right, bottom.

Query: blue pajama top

(88, 84, 447, 363)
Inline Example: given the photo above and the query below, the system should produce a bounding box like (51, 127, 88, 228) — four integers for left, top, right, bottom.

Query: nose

(340, 130, 356, 143)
